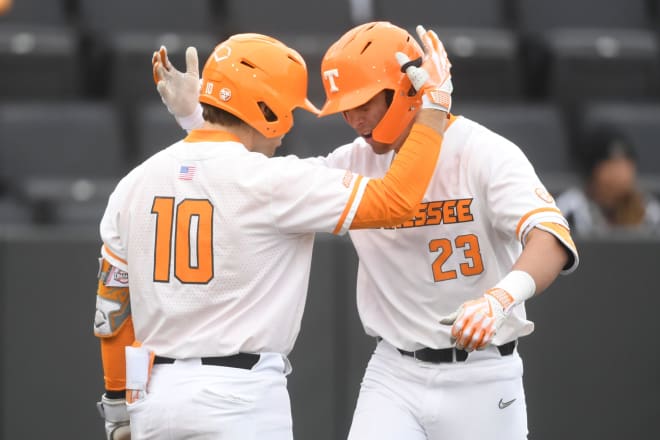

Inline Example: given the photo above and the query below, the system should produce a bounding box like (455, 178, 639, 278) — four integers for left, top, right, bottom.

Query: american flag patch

(178, 165, 196, 180)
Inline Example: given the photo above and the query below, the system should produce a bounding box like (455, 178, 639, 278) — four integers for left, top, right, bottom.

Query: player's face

(342, 91, 410, 155)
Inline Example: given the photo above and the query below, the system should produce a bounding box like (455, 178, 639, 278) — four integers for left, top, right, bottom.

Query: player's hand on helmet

(395, 25, 453, 112)
(439, 288, 512, 352)
(97, 393, 131, 439)
(152, 45, 201, 119)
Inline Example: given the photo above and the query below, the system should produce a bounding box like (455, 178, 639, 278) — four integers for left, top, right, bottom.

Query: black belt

(153, 353, 260, 370)
(396, 340, 517, 363)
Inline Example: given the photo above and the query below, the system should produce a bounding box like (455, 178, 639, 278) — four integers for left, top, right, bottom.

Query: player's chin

(364, 135, 393, 155)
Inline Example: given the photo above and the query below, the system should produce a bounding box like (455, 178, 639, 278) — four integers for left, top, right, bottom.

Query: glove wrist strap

(487, 270, 536, 312)
(422, 91, 451, 113)
(175, 104, 204, 131)
(98, 396, 129, 423)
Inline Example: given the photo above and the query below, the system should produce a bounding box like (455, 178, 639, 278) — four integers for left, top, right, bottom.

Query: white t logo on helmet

(323, 68, 340, 92)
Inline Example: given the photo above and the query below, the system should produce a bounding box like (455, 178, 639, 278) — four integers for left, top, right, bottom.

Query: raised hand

(152, 45, 201, 118)
(396, 25, 453, 112)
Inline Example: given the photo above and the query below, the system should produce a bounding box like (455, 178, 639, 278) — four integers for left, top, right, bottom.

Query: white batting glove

(396, 25, 453, 112)
(97, 394, 131, 440)
(440, 271, 536, 351)
(152, 45, 202, 124)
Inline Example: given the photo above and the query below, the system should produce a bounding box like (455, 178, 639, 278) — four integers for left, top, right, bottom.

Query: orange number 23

(429, 234, 484, 282)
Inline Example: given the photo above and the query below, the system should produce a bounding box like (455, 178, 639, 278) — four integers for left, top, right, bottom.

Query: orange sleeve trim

(515, 207, 563, 238)
(538, 221, 577, 252)
(103, 244, 127, 266)
(351, 123, 443, 229)
(333, 174, 364, 235)
(101, 317, 135, 391)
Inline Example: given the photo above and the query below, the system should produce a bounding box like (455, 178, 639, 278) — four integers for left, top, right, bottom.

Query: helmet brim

(301, 98, 321, 116)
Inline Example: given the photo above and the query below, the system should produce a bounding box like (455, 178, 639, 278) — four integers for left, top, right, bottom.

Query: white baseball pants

(347, 339, 528, 440)
(127, 352, 292, 439)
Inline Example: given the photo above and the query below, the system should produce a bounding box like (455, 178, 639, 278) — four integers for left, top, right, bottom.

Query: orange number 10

(151, 197, 214, 284)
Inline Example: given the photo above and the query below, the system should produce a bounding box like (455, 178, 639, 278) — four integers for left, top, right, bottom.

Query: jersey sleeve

(476, 130, 579, 274)
(270, 123, 443, 235)
(269, 156, 371, 235)
(99, 171, 140, 271)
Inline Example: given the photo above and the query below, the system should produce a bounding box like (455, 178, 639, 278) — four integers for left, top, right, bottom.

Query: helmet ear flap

(371, 83, 421, 144)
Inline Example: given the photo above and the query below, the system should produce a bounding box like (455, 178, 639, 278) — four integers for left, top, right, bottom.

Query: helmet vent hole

(360, 41, 372, 55)
(240, 60, 256, 69)
(287, 55, 302, 66)
(258, 102, 278, 122)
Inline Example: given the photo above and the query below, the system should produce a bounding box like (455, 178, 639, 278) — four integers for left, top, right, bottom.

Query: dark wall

(1, 228, 658, 439)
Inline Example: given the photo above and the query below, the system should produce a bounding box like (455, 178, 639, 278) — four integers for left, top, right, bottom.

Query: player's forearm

(512, 227, 569, 294)
(351, 118, 444, 228)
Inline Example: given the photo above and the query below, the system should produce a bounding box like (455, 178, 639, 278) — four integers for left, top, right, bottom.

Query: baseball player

(95, 31, 453, 439)
(153, 22, 579, 440)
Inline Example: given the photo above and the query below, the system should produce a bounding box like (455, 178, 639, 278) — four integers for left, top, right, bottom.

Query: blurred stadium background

(1, 0, 659, 438)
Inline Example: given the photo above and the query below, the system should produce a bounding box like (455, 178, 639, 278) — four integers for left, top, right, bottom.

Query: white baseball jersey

(100, 131, 370, 358)
(316, 115, 579, 351)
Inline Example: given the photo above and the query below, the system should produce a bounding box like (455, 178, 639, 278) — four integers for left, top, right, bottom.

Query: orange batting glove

(439, 289, 508, 352)
(396, 25, 453, 112)
(151, 45, 201, 119)
(440, 271, 536, 351)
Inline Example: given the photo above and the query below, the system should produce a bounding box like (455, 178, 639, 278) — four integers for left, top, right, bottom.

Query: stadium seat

(76, 0, 218, 33)
(533, 28, 660, 107)
(0, 0, 70, 26)
(370, 1, 522, 101)
(77, 0, 223, 103)
(224, 0, 357, 104)
(225, 0, 354, 35)
(0, 25, 83, 99)
(105, 32, 218, 113)
(0, 196, 32, 225)
(0, 101, 126, 224)
(133, 100, 187, 166)
(513, 0, 651, 31)
(452, 101, 579, 194)
(373, 0, 511, 28)
(435, 27, 523, 100)
(514, 0, 657, 102)
(578, 101, 660, 194)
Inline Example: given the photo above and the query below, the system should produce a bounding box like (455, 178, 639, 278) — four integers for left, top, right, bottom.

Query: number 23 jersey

(320, 115, 579, 351)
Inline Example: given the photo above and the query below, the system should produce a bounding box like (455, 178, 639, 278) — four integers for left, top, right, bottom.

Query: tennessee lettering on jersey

(385, 198, 474, 229)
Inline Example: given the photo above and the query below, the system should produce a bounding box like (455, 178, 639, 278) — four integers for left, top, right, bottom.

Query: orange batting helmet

(200, 33, 320, 138)
(319, 22, 423, 144)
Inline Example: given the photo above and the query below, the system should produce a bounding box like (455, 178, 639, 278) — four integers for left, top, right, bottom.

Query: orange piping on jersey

(333, 175, 365, 234)
(351, 123, 443, 229)
(515, 207, 563, 238)
(538, 221, 577, 252)
(103, 244, 127, 266)
(100, 317, 135, 391)
(184, 130, 241, 143)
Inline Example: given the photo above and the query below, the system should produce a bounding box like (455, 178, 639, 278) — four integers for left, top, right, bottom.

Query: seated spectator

(556, 126, 660, 235)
